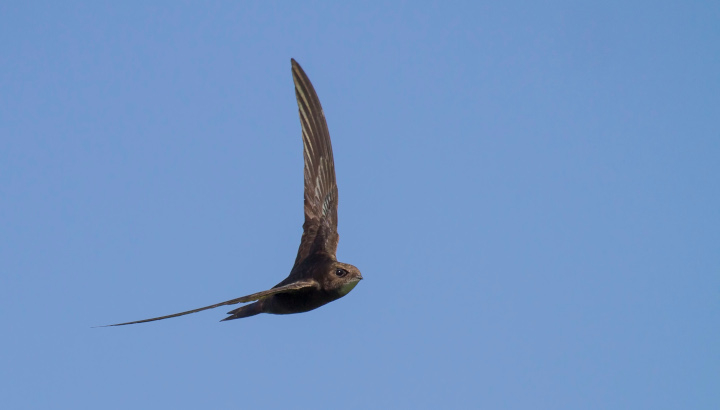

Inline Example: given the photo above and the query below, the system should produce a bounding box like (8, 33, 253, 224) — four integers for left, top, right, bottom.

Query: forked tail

(221, 301, 263, 322)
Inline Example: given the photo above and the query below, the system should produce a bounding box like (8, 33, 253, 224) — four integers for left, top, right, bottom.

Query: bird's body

(103, 59, 362, 327)
(225, 256, 360, 320)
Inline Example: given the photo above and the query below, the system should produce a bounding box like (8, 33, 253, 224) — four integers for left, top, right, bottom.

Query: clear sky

(1, 2, 718, 409)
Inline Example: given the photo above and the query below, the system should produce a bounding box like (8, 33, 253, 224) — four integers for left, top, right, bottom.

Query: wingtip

(92, 322, 126, 328)
(291, 59, 306, 76)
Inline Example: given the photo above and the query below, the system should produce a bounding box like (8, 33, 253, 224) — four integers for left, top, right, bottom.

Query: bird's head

(323, 261, 363, 297)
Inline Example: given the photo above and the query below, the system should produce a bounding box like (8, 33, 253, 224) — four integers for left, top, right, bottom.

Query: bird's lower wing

(99, 280, 318, 327)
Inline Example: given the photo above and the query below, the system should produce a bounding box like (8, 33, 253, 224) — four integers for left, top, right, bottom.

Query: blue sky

(1, 1, 718, 409)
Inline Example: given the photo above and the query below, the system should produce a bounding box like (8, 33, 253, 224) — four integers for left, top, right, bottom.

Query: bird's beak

(357, 274, 364, 280)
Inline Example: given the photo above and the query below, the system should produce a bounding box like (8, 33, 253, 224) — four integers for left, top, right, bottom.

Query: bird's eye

(335, 268, 348, 277)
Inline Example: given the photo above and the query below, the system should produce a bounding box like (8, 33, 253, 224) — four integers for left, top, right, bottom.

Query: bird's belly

(265, 291, 333, 315)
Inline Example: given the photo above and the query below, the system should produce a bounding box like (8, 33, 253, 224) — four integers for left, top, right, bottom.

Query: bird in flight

(103, 59, 362, 326)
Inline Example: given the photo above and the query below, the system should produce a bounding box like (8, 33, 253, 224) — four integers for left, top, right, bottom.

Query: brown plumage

(102, 59, 362, 326)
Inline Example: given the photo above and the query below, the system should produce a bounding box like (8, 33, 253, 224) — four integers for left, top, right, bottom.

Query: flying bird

(103, 59, 362, 326)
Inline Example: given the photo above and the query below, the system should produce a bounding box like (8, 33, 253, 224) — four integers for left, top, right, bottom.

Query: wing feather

(291, 59, 339, 266)
(98, 280, 318, 326)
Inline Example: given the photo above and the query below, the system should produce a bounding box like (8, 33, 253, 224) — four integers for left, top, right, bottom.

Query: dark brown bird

(103, 59, 362, 326)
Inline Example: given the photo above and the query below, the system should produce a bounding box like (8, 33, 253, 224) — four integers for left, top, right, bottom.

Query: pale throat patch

(338, 280, 359, 296)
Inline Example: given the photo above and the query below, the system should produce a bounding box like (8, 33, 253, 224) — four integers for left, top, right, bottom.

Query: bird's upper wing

(99, 280, 318, 326)
(291, 59, 339, 267)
